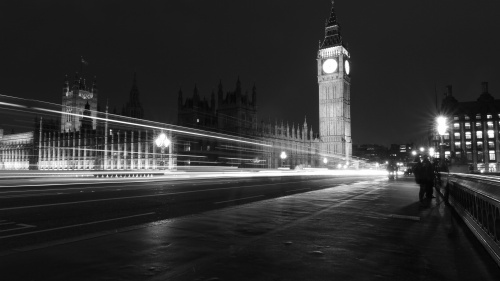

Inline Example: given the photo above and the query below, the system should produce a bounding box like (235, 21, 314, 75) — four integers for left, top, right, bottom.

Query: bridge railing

(439, 172, 500, 267)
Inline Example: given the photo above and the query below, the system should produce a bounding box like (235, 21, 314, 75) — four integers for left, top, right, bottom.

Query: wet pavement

(2, 177, 500, 280)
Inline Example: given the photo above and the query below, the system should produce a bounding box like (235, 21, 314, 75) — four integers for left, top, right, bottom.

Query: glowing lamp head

(429, 147, 435, 157)
(323, 157, 328, 164)
(280, 151, 287, 160)
(345, 60, 350, 75)
(437, 116, 447, 135)
(419, 147, 425, 152)
(155, 133, 171, 148)
(411, 150, 417, 156)
(322, 59, 338, 74)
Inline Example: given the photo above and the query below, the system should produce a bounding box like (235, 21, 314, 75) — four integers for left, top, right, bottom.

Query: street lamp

(155, 132, 171, 169)
(436, 116, 447, 162)
(429, 147, 435, 158)
(323, 157, 328, 165)
(280, 151, 287, 168)
(419, 147, 425, 153)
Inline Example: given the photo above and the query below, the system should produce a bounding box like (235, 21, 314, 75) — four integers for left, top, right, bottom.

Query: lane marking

(215, 195, 265, 204)
(0, 212, 155, 239)
(0, 182, 303, 211)
(0, 223, 35, 233)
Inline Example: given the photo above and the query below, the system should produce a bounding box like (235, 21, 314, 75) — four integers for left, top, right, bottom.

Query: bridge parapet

(440, 173, 500, 267)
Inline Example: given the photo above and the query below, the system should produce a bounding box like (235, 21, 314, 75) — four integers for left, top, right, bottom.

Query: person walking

(413, 155, 435, 203)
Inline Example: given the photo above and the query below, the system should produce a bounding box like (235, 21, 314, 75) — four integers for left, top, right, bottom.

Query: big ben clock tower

(317, 0, 351, 161)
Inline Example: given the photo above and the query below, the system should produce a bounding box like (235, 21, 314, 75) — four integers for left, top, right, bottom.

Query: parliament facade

(0, 2, 353, 170)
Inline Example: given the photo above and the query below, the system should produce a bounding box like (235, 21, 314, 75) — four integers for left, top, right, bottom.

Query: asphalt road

(0, 174, 379, 254)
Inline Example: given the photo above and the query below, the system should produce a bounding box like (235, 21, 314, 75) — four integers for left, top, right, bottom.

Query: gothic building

(317, 0, 352, 160)
(177, 78, 321, 169)
(61, 73, 98, 132)
(122, 73, 145, 119)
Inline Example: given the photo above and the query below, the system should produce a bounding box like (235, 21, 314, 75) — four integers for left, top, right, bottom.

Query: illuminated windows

(487, 121, 494, 129)
(465, 123, 471, 129)
(477, 141, 483, 149)
(488, 130, 494, 138)
(465, 141, 472, 149)
(465, 132, 471, 139)
(454, 132, 460, 139)
(476, 131, 483, 139)
(453, 123, 460, 129)
(488, 141, 495, 149)
(454, 142, 461, 149)
(490, 151, 496, 161)
(476, 122, 482, 129)
(466, 141, 472, 149)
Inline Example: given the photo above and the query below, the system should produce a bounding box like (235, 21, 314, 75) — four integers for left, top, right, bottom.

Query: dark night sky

(1, 0, 500, 146)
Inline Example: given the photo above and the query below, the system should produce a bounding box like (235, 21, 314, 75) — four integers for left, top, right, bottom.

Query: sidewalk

(1, 177, 500, 280)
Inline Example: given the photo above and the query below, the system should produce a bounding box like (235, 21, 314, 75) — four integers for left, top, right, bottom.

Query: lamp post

(280, 151, 287, 168)
(437, 116, 447, 162)
(155, 132, 171, 170)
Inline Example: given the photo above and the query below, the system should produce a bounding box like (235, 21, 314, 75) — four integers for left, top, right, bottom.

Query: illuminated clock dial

(322, 59, 338, 74)
(345, 60, 351, 75)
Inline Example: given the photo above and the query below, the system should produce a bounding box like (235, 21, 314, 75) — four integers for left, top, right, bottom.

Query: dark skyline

(1, 0, 499, 146)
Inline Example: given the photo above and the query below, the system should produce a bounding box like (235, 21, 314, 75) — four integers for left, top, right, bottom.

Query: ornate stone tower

(317, 0, 352, 160)
(61, 73, 98, 132)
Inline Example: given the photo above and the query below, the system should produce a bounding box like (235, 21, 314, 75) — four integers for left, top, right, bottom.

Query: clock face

(322, 59, 338, 74)
(345, 60, 351, 75)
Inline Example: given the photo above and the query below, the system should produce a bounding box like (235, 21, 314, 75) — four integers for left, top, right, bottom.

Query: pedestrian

(413, 156, 425, 202)
(422, 156, 435, 199)
(414, 155, 435, 202)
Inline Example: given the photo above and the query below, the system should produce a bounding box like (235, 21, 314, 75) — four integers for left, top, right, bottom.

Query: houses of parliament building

(0, 1, 352, 171)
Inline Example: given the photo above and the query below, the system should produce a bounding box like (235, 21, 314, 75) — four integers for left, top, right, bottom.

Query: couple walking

(413, 155, 436, 203)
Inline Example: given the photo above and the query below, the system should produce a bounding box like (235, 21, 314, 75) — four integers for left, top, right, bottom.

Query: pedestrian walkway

(1, 177, 500, 280)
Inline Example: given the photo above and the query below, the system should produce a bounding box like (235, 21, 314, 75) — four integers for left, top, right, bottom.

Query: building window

(465, 132, 471, 139)
(443, 132, 450, 140)
(490, 151, 496, 161)
(478, 151, 484, 162)
(456, 151, 462, 158)
(477, 141, 483, 149)
(454, 142, 461, 149)
(466, 141, 472, 149)
(206, 145, 210, 151)
(487, 114, 493, 119)
(453, 116, 459, 120)
(453, 123, 460, 129)
(488, 130, 494, 138)
(488, 141, 495, 149)
(465, 122, 471, 129)
(466, 151, 472, 161)
(465, 115, 470, 120)
(476, 131, 483, 139)
(487, 121, 494, 129)
(454, 132, 460, 139)
(476, 114, 481, 120)
(476, 122, 482, 129)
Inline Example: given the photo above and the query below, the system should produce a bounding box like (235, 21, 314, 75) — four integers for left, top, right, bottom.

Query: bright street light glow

(429, 147, 435, 157)
(280, 151, 287, 160)
(323, 157, 328, 164)
(419, 147, 425, 152)
(437, 116, 447, 135)
(411, 150, 417, 156)
(155, 133, 171, 148)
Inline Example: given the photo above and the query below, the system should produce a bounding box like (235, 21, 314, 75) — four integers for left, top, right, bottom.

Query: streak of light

(214, 195, 265, 204)
(0, 212, 155, 239)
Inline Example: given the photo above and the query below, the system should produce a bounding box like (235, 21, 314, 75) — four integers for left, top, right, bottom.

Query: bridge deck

(1, 176, 500, 280)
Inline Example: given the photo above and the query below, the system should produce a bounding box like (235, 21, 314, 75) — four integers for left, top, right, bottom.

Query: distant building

(122, 73, 144, 119)
(388, 143, 414, 164)
(177, 79, 322, 169)
(353, 144, 388, 163)
(439, 82, 499, 172)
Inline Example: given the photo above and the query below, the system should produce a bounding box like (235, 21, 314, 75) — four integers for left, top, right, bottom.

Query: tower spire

(320, 0, 344, 49)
